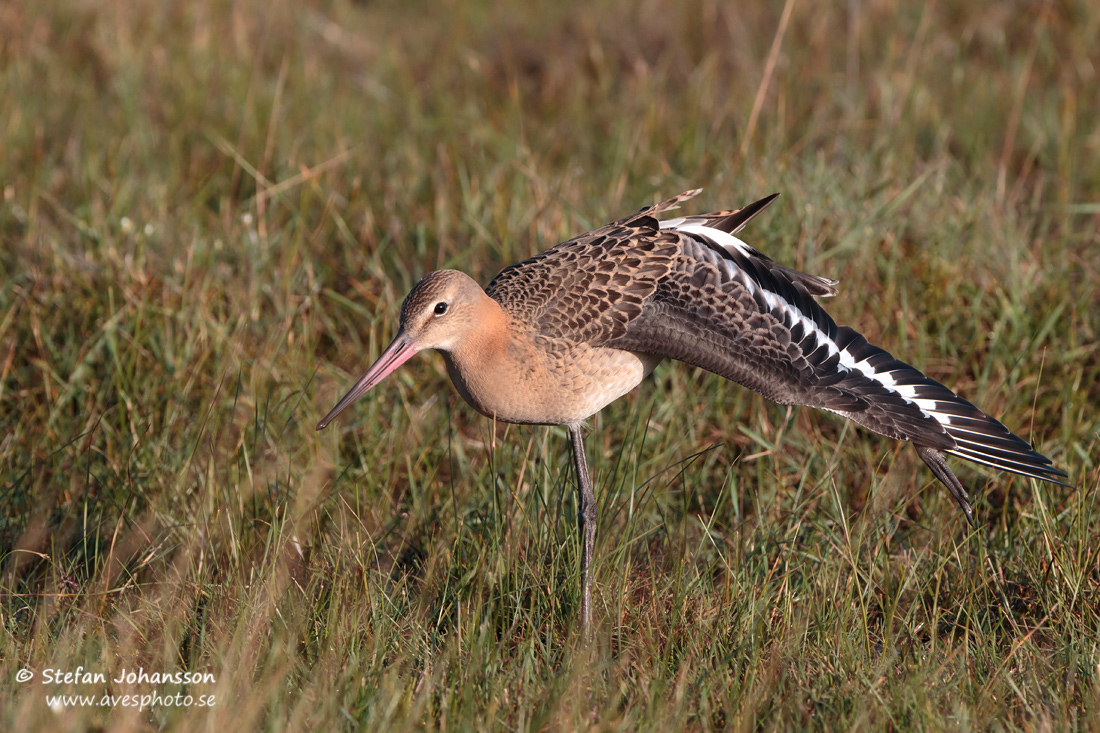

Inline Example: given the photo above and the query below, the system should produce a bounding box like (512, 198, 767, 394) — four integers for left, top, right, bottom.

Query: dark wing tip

(940, 423, 1072, 488)
(705, 193, 781, 235)
(919, 432, 1073, 523)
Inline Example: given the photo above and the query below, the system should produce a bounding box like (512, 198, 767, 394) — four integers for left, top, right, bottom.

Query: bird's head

(315, 270, 486, 430)
(398, 269, 486, 351)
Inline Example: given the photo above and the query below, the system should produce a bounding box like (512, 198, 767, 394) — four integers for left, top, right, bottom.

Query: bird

(316, 189, 1069, 632)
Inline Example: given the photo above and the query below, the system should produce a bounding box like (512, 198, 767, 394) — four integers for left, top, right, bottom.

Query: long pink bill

(315, 329, 422, 430)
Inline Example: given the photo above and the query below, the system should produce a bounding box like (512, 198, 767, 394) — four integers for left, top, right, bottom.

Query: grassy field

(2, 0, 1099, 729)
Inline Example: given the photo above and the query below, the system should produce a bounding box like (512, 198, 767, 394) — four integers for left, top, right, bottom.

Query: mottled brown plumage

(318, 189, 1069, 633)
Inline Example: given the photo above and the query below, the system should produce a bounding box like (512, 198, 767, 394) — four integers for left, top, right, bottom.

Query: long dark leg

(568, 424, 597, 633)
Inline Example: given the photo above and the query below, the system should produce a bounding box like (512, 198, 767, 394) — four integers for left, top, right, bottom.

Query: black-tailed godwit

(317, 190, 1069, 631)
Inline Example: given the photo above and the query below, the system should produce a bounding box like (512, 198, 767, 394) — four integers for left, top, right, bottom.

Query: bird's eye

(434, 302, 448, 316)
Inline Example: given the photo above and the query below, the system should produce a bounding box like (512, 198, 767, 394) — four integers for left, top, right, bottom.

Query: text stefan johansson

(40, 667, 215, 686)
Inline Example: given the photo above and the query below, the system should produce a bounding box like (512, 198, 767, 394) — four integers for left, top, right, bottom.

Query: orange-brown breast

(441, 310, 661, 425)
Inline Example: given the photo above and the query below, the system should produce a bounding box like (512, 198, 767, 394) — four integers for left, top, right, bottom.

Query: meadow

(2, 0, 1099, 729)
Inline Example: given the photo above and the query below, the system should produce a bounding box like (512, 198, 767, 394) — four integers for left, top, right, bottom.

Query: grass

(2, 0, 1099, 729)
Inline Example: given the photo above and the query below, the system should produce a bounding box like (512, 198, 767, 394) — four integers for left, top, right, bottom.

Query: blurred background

(2, 0, 1098, 729)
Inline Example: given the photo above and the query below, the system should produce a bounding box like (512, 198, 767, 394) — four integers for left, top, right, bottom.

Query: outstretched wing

(605, 197, 1067, 519)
